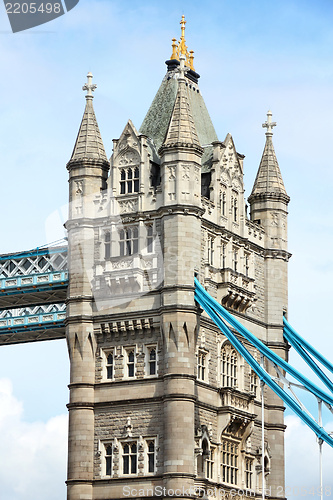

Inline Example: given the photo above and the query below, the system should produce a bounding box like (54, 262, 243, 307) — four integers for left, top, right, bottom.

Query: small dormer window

(233, 198, 238, 222)
(120, 167, 139, 195)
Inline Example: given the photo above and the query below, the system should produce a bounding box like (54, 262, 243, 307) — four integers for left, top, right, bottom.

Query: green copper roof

(139, 68, 218, 168)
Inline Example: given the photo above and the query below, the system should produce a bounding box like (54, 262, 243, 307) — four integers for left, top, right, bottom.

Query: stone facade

(65, 33, 290, 500)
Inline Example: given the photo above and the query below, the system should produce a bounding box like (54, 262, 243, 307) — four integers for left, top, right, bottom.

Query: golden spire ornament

(169, 15, 195, 71)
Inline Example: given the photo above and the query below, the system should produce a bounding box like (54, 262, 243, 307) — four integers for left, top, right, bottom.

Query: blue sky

(0, 0, 333, 498)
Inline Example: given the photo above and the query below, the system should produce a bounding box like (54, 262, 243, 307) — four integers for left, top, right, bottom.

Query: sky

(0, 0, 333, 498)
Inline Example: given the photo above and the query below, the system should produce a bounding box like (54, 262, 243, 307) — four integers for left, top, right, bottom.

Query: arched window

(221, 345, 237, 387)
(105, 231, 111, 259)
(120, 167, 140, 195)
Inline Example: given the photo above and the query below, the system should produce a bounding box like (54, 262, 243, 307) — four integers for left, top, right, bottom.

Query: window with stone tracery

(123, 442, 137, 474)
(221, 439, 238, 485)
(221, 344, 237, 388)
(120, 167, 139, 195)
(245, 457, 253, 489)
(119, 227, 138, 256)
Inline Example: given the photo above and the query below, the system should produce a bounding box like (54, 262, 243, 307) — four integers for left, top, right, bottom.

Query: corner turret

(248, 111, 290, 251)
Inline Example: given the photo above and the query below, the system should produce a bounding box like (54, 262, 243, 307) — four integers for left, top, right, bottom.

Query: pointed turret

(70, 72, 108, 162)
(249, 111, 289, 201)
(139, 16, 217, 159)
(159, 55, 203, 155)
(66, 73, 110, 220)
(158, 54, 203, 207)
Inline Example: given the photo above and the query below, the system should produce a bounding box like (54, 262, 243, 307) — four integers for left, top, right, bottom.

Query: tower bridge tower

(65, 17, 289, 500)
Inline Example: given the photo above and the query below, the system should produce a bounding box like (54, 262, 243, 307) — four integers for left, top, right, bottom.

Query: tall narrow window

(245, 458, 253, 489)
(207, 448, 214, 479)
(105, 445, 113, 476)
(120, 169, 126, 194)
(221, 440, 238, 485)
(105, 231, 111, 259)
(197, 351, 206, 381)
(250, 371, 258, 397)
(123, 443, 137, 474)
(148, 347, 157, 375)
(221, 191, 226, 216)
(127, 350, 135, 377)
(106, 352, 114, 380)
(208, 236, 214, 265)
(147, 441, 155, 473)
(233, 198, 238, 222)
(221, 345, 237, 387)
(134, 167, 139, 192)
(147, 225, 153, 253)
(233, 250, 238, 272)
(245, 254, 249, 277)
(221, 243, 226, 269)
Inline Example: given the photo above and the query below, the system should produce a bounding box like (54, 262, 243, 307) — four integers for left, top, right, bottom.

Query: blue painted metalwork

(284, 317, 333, 375)
(0, 309, 66, 333)
(283, 327, 333, 395)
(194, 278, 333, 448)
(0, 271, 68, 296)
(195, 278, 333, 407)
(0, 246, 68, 262)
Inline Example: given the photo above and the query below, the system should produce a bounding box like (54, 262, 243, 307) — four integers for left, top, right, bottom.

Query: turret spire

(169, 15, 195, 71)
(69, 72, 108, 162)
(249, 111, 289, 200)
(159, 53, 202, 155)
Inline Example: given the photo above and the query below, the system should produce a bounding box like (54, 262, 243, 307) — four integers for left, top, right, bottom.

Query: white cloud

(0, 379, 67, 500)
(285, 415, 333, 497)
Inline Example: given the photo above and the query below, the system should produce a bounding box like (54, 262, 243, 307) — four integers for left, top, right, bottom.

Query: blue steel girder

(0, 306, 66, 345)
(0, 271, 68, 309)
(0, 246, 68, 278)
(0, 246, 68, 344)
(0, 247, 69, 309)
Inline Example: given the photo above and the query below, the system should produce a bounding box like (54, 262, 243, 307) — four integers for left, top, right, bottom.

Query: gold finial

(170, 38, 178, 60)
(179, 15, 187, 56)
(169, 16, 195, 71)
(189, 50, 195, 71)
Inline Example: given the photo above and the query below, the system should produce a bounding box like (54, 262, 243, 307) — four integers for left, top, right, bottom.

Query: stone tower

(65, 17, 290, 500)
